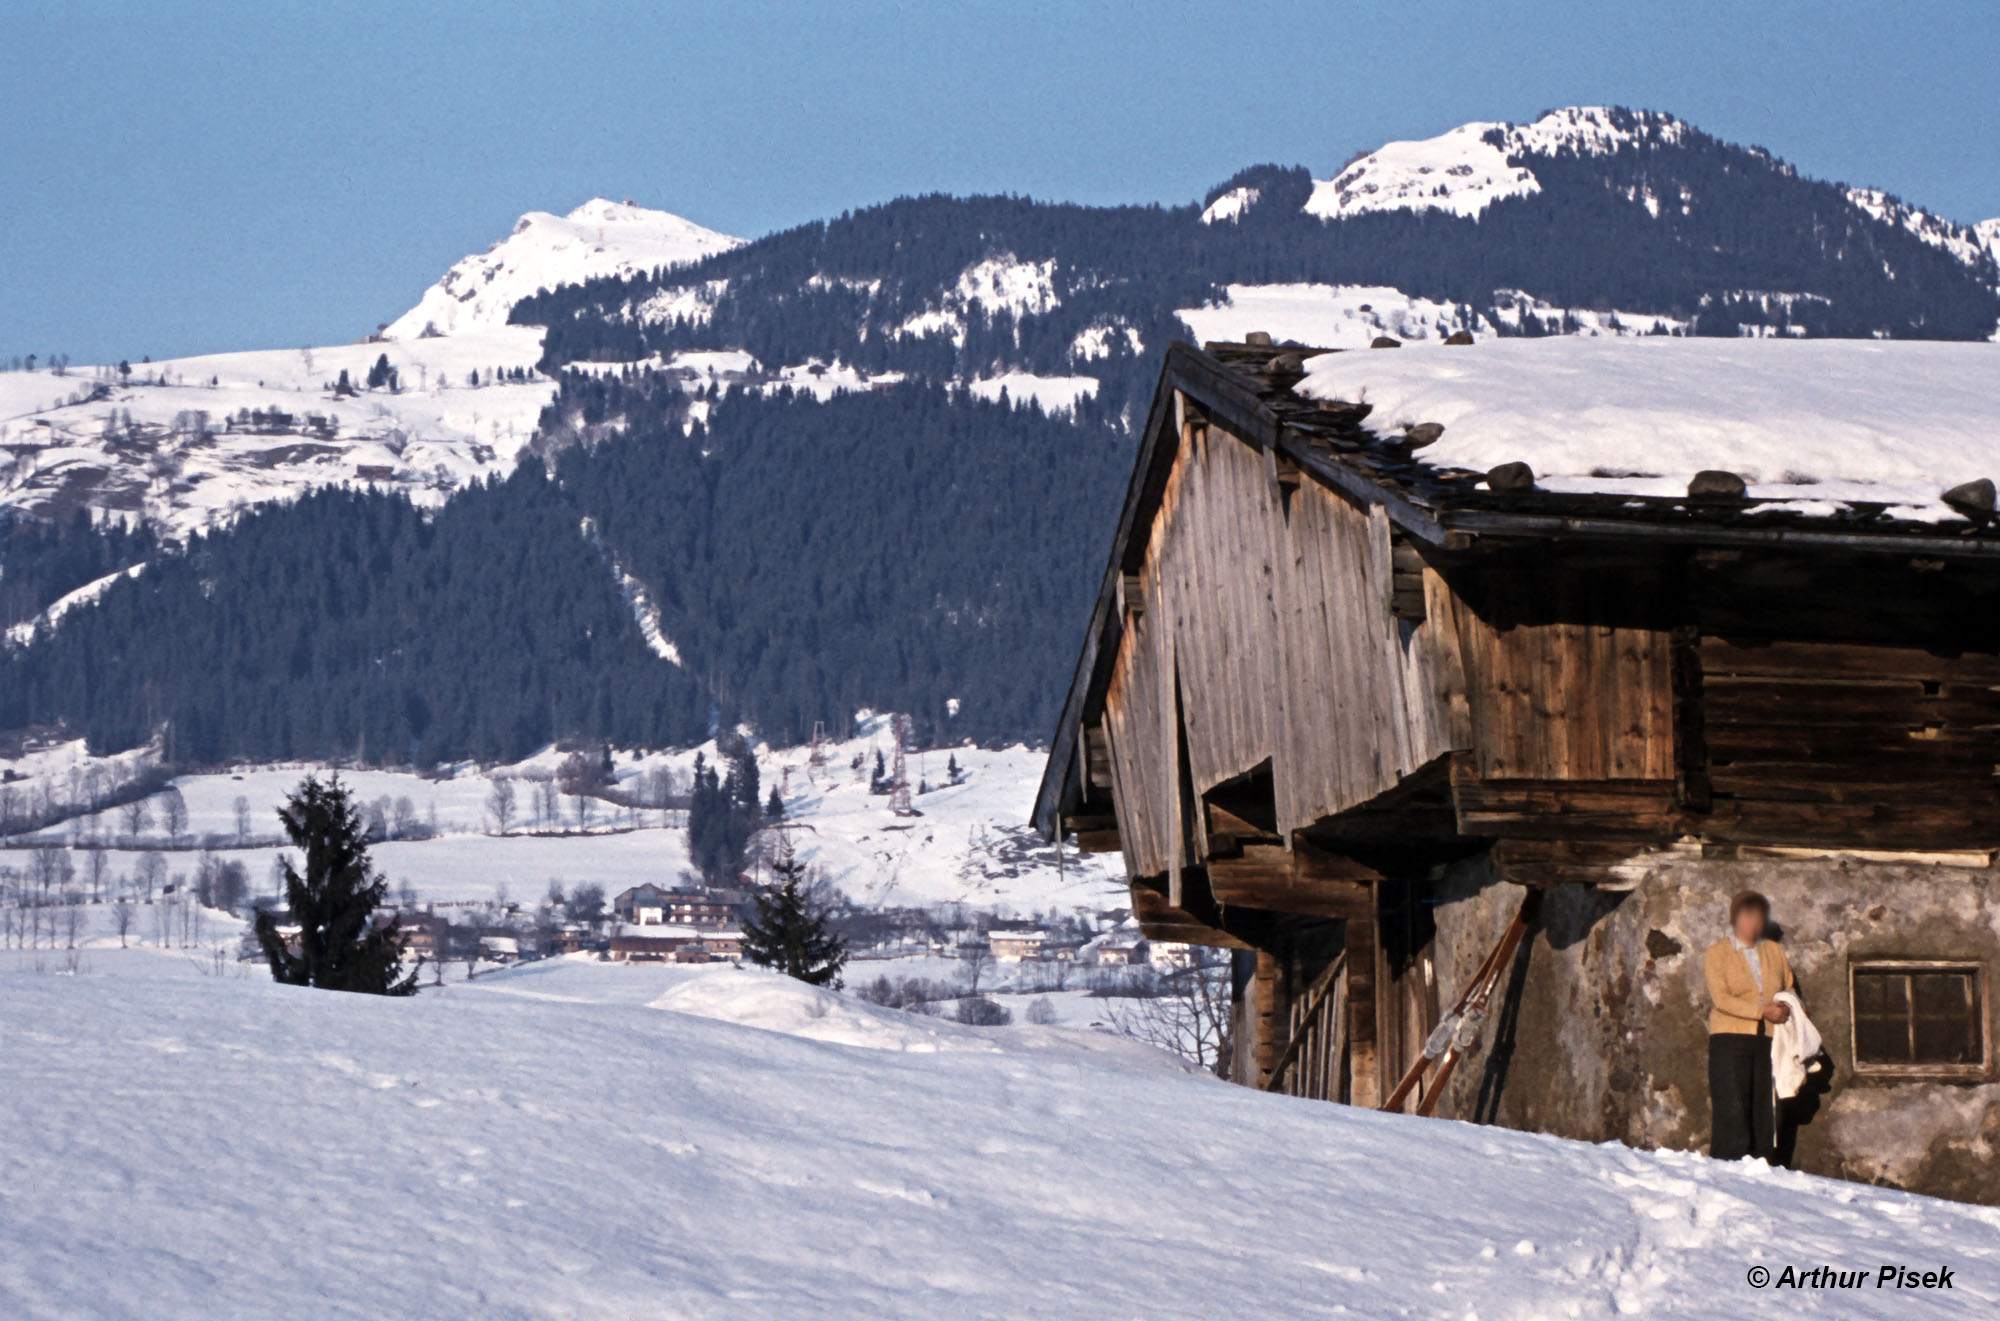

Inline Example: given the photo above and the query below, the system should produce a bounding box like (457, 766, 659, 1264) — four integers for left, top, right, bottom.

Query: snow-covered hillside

(384, 198, 743, 340)
(1304, 107, 1692, 222)
(1, 200, 741, 537)
(4, 950, 1995, 1320)
(1177, 283, 1689, 349)
(1845, 189, 2000, 280)
(0, 328, 554, 536)
(3, 717, 1124, 914)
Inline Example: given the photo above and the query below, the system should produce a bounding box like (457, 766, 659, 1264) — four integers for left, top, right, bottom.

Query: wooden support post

(1252, 950, 1286, 1087)
(1344, 892, 1380, 1107)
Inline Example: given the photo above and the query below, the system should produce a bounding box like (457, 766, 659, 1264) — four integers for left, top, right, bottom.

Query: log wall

(1697, 639, 2000, 849)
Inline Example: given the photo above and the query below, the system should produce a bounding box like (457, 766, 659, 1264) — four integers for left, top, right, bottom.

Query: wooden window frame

(1847, 959, 1991, 1081)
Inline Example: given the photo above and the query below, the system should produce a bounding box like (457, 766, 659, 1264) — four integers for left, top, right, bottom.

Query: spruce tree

(765, 785, 784, 820)
(255, 774, 416, 995)
(741, 845, 846, 988)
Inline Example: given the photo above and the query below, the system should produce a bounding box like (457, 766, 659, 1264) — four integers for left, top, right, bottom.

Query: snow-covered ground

(966, 370, 1100, 414)
(1180, 283, 1480, 347)
(3, 717, 1125, 914)
(3, 946, 1995, 1320)
(1297, 336, 2000, 521)
(0, 327, 555, 536)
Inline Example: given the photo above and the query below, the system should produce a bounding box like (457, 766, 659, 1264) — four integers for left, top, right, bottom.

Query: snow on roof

(1294, 337, 2000, 523)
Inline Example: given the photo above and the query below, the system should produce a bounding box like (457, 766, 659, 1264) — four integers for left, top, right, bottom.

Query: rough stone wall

(1424, 853, 2000, 1204)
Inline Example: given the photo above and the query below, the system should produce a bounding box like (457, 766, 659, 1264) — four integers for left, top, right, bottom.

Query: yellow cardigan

(1704, 938, 1795, 1036)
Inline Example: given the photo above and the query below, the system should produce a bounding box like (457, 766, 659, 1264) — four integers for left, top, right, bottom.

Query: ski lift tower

(807, 720, 829, 783)
(888, 714, 916, 816)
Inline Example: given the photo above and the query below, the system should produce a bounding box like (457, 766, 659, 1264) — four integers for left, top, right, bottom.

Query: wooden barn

(1034, 334, 2000, 1203)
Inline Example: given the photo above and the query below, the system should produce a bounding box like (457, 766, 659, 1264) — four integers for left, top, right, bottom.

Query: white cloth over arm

(1770, 989, 1823, 1100)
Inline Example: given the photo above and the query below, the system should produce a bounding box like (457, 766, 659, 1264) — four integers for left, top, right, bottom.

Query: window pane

(1911, 972, 1977, 1065)
(1852, 970, 1896, 1017)
(1852, 971, 1912, 1064)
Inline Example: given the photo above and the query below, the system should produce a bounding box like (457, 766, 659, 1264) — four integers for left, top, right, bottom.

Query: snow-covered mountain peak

(1305, 107, 1689, 222)
(385, 198, 743, 340)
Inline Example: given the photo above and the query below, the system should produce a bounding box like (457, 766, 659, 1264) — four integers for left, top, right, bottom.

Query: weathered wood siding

(1453, 615, 1674, 782)
(1103, 410, 1463, 871)
(1101, 579, 1175, 878)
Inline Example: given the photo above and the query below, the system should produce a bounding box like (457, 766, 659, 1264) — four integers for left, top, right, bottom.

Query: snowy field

(4, 718, 1126, 915)
(3, 945, 1996, 1320)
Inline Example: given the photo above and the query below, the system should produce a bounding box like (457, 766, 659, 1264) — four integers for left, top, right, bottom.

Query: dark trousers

(1709, 1030, 1774, 1162)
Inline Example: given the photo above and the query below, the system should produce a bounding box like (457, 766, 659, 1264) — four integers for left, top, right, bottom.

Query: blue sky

(6, 0, 1997, 362)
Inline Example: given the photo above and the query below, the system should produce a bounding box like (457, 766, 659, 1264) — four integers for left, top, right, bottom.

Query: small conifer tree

(741, 844, 846, 988)
(255, 774, 416, 995)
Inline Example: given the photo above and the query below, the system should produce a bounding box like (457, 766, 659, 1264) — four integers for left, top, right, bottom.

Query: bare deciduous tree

(121, 797, 152, 843)
(158, 788, 189, 846)
(959, 941, 993, 996)
(233, 794, 252, 843)
(1108, 948, 1236, 1077)
(486, 778, 517, 835)
(62, 889, 86, 949)
(137, 852, 167, 903)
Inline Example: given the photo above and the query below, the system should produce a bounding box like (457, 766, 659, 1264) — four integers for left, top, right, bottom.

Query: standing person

(1704, 890, 1794, 1162)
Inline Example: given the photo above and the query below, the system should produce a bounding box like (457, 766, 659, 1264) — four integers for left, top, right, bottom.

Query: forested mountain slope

(2, 386, 1126, 763)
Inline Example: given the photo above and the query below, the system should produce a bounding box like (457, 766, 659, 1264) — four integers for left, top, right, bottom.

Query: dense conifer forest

(1, 383, 1129, 765)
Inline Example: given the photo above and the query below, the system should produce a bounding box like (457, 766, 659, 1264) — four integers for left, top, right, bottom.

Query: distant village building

(608, 928, 699, 962)
(614, 884, 676, 926)
(1085, 929, 1149, 967)
(1037, 336, 2000, 1204)
(988, 928, 1050, 963)
(477, 935, 520, 964)
(613, 883, 747, 929)
(606, 926, 745, 963)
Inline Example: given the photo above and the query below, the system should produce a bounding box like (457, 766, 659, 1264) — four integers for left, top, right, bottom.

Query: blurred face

(1732, 905, 1767, 945)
